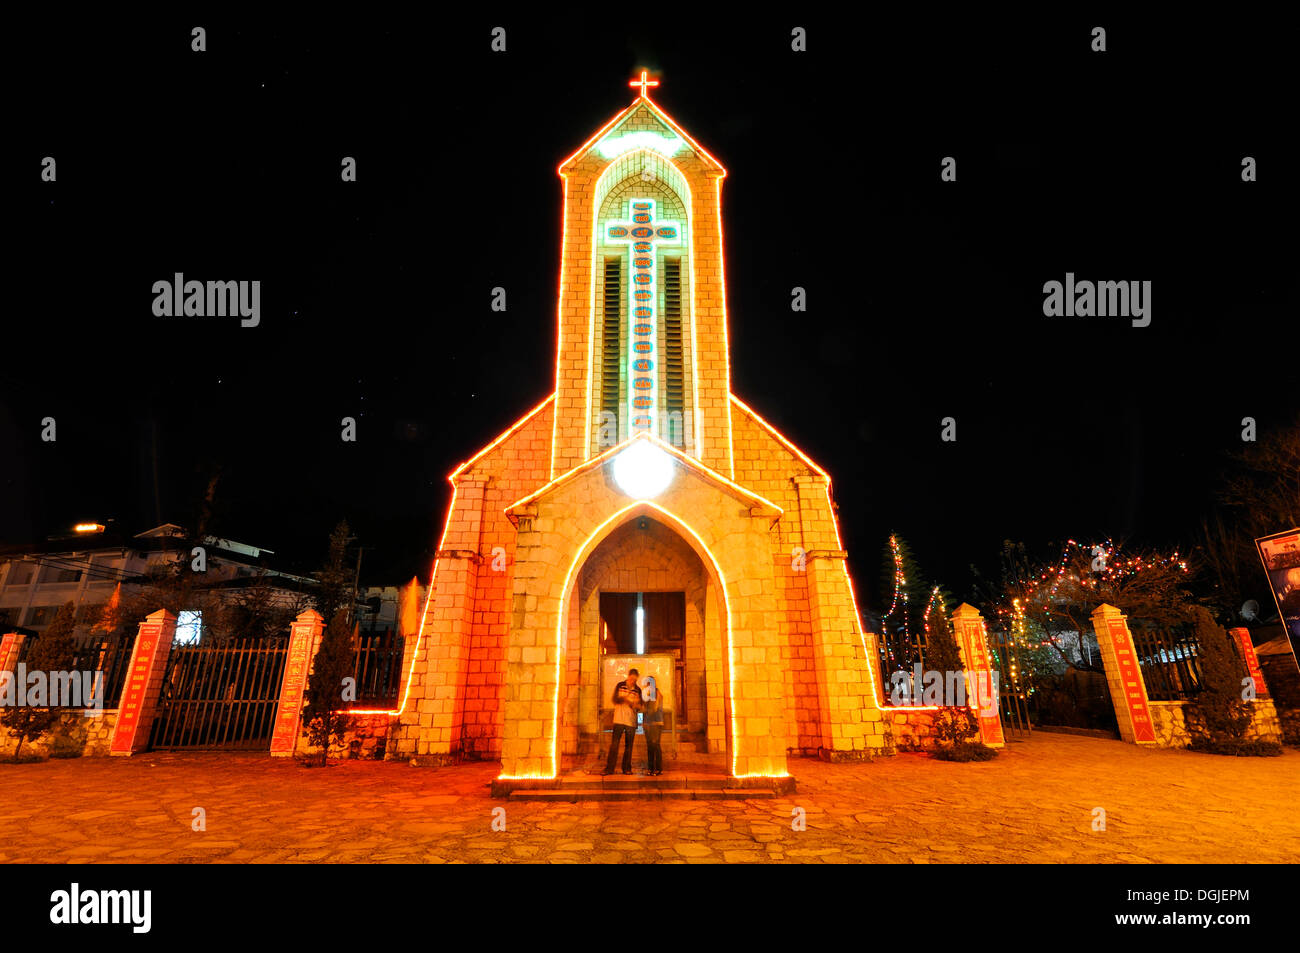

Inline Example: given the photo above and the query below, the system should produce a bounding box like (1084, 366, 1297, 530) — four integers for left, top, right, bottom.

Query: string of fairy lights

(879, 535, 1188, 685)
(879, 534, 913, 672)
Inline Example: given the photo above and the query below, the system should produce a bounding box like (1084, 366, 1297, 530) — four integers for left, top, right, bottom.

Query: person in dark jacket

(603, 668, 642, 775)
(640, 675, 665, 775)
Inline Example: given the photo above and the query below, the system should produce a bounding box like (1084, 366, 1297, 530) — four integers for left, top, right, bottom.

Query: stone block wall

(300, 712, 397, 761)
(1147, 699, 1283, 747)
(0, 709, 119, 758)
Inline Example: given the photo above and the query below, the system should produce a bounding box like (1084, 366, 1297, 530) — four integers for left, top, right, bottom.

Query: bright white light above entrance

(612, 441, 674, 499)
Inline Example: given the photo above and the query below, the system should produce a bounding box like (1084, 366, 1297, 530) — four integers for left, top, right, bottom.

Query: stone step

(507, 787, 779, 802)
(493, 774, 795, 800)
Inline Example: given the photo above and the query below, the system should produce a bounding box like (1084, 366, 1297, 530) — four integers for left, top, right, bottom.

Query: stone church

(389, 74, 892, 780)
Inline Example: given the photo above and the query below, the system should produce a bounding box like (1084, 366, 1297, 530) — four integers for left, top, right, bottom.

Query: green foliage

(300, 609, 355, 766)
(922, 602, 962, 675)
(921, 602, 997, 758)
(227, 574, 298, 639)
(1185, 607, 1254, 747)
(931, 707, 980, 747)
(1, 602, 80, 758)
(880, 534, 952, 643)
(1187, 737, 1282, 757)
(47, 716, 88, 759)
(932, 740, 999, 762)
(313, 521, 356, 626)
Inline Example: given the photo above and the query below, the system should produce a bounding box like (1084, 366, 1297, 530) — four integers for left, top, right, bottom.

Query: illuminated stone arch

(549, 500, 735, 774)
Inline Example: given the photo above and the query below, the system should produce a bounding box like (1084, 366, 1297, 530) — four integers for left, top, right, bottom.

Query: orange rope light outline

(503, 428, 783, 517)
(586, 149, 698, 460)
(452, 392, 555, 482)
(347, 483, 459, 717)
(730, 393, 939, 713)
(557, 84, 730, 477)
(352, 396, 554, 717)
(495, 499, 787, 781)
(729, 393, 832, 482)
(824, 481, 941, 714)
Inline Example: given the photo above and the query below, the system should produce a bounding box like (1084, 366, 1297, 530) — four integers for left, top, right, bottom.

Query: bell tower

(550, 72, 733, 480)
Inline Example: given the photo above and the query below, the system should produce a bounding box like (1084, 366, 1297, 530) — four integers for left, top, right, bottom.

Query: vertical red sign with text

(957, 619, 1005, 748)
(110, 620, 163, 755)
(269, 617, 317, 755)
(1230, 628, 1269, 698)
(1106, 617, 1156, 743)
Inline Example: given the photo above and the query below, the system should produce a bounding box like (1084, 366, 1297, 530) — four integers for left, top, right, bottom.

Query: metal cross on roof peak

(629, 70, 659, 99)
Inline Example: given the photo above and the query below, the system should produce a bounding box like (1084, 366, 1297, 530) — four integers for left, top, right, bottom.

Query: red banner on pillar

(270, 614, 321, 756)
(953, 612, 1005, 748)
(109, 614, 174, 755)
(0, 633, 25, 673)
(1230, 628, 1269, 698)
(1103, 617, 1156, 743)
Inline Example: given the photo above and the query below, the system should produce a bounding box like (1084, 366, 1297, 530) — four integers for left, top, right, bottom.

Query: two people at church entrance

(602, 670, 665, 776)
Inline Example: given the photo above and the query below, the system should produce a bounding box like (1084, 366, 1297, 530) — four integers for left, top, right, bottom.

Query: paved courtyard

(1, 734, 1296, 863)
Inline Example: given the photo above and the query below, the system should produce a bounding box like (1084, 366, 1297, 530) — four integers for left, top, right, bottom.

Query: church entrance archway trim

(496, 499, 779, 782)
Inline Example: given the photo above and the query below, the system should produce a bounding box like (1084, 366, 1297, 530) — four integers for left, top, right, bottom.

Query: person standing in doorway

(641, 674, 664, 775)
(603, 668, 642, 775)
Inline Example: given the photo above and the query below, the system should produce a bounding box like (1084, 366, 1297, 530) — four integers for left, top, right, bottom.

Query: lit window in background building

(176, 610, 203, 645)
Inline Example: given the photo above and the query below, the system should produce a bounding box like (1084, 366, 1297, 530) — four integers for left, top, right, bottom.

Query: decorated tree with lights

(878, 534, 952, 677)
(989, 539, 1197, 669)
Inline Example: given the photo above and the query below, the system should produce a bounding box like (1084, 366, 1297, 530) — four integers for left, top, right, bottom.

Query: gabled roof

(558, 94, 727, 176)
(503, 430, 781, 519)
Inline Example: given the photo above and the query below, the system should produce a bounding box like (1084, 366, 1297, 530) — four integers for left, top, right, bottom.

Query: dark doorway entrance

(599, 591, 685, 654)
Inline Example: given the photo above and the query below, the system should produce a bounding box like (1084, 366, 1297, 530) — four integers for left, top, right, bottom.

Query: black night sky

(6, 12, 1296, 610)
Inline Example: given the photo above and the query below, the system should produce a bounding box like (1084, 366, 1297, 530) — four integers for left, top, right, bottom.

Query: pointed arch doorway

(558, 511, 731, 777)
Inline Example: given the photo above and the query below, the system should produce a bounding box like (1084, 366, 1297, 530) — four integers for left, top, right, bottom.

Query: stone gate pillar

(1090, 603, 1156, 744)
(270, 609, 325, 757)
(951, 604, 1005, 748)
(109, 609, 178, 756)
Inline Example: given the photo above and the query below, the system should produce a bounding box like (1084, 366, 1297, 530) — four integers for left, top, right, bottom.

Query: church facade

(389, 75, 892, 779)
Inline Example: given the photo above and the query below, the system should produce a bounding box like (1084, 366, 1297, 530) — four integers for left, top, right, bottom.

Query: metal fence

(350, 628, 405, 709)
(1131, 627, 1203, 701)
(149, 636, 289, 749)
(13, 631, 134, 709)
(986, 629, 1033, 737)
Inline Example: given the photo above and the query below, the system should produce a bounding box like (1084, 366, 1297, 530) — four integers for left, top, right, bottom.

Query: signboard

(1255, 528, 1300, 666)
(109, 617, 170, 755)
(1102, 615, 1157, 744)
(601, 653, 674, 733)
(1229, 628, 1269, 698)
(953, 618, 1005, 748)
(269, 617, 319, 755)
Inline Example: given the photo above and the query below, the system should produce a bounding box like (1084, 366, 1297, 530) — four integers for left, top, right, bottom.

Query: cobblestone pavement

(1, 734, 1296, 863)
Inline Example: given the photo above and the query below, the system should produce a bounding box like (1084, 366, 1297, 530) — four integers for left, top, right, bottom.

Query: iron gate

(149, 637, 288, 750)
(987, 629, 1033, 739)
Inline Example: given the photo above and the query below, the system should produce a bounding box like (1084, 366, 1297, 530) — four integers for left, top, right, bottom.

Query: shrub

(1184, 607, 1259, 751)
(933, 740, 1000, 762)
(1, 603, 79, 758)
(300, 608, 355, 766)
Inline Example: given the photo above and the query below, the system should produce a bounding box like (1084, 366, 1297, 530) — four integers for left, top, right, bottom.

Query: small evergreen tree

(1186, 607, 1278, 755)
(2, 602, 80, 758)
(924, 602, 997, 761)
(313, 521, 356, 627)
(299, 608, 355, 766)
